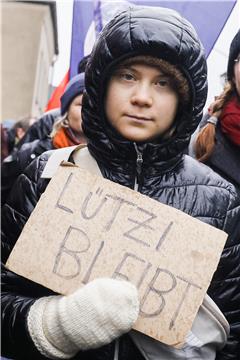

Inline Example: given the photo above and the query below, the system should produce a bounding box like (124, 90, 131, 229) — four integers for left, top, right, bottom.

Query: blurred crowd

(1, 57, 89, 206)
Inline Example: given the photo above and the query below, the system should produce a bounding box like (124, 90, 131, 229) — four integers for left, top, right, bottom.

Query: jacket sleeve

(1, 138, 53, 207)
(1, 149, 22, 207)
(1, 152, 56, 359)
(1, 153, 50, 262)
(208, 184, 240, 360)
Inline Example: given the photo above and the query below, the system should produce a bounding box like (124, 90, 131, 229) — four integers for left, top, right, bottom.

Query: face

(233, 54, 240, 96)
(15, 127, 26, 140)
(16, 118, 36, 140)
(105, 63, 179, 142)
(67, 94, 83, 132)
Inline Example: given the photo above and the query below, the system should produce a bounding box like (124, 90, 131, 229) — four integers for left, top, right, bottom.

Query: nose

(130, 83, 153, 107)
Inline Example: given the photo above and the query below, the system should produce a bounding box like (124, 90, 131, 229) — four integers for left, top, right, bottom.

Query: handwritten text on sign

(6, 165, 227, 347)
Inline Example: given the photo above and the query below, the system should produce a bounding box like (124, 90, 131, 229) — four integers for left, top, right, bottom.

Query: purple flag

(70, 0, 237, 78)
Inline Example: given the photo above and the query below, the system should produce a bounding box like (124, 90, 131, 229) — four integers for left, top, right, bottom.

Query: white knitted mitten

(27, 278, 139, 359)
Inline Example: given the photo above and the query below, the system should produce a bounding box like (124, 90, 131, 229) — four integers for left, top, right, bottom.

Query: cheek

(73, 107, 82, 118)
(160, 94, 178, 117)
(172, 96, 179, 117)
(69, 109, 82, 126)
(105, 86, 119, 121)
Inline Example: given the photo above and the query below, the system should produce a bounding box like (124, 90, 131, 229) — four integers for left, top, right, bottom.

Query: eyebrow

(115, 64, 166, 76)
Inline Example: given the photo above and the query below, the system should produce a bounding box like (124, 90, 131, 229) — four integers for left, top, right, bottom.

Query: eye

(114, 69, 136, 82)
(120, 72, 135, 81)
(156, 78, 169, 87)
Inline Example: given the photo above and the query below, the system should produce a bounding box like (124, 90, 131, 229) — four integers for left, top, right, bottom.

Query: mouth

(125, 114, 152, 122)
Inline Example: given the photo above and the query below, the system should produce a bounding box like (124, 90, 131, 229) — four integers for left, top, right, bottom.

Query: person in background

(13, 116, 37, 144)
(1, 124, 10, 163)
(1, 73, 86, 206)
(1, 116, 37, 162)
(15, 109, 60, 150)
(51, 73, 86, 148)
(192, 30, 240, 188)
(1, 6, 240, 360)
(2, 54, 89, 159)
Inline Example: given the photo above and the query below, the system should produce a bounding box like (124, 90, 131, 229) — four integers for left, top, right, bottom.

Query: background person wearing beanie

(51, 73, 86, 148)
(1, 6, 240, 360)
(192, 29, 240, 189)
(1, 74, 86, 206)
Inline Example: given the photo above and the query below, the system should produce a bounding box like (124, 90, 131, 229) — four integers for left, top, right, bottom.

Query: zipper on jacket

(133, 143, 143, 191)
(114, 339, 119, 360)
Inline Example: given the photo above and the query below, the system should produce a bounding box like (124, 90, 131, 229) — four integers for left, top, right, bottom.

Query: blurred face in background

(15, 117, 36, 140)
(233, 54, 240, 96)
(67, 94, 83, 133)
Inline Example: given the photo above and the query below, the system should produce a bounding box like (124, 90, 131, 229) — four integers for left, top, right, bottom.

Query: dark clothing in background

(190, 108, 240, 189)
(1, 125, 9, 162)
(204, 125, 240, 188)
(1, 124, 17, 162)
(1, 109, 59, 206)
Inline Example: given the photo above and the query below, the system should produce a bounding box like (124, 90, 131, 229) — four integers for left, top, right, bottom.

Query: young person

(2, 6, 240, 360)
(193, 30, 240, 188)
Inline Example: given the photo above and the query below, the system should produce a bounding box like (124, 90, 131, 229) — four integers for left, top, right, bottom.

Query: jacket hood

(82, 5, 208, 170)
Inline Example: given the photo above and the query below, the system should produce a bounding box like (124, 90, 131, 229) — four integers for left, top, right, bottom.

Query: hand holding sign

(7, 165, 227, 347)
(27, 278, 139, 358)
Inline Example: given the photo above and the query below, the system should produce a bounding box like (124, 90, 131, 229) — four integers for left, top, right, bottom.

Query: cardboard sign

(6, 165, 227, 347)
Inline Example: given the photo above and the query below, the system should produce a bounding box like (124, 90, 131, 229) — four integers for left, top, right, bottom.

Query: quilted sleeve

(209, 185, 240, 360)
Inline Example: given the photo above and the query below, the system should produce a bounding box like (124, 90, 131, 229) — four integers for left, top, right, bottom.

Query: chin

(123, 135, 151, 143)
(117, 127, 155, 142)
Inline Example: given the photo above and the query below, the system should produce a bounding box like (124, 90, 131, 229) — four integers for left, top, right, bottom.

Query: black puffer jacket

(205, 127, 240, 188)
(189, 113, 240, 189)
(2, 6, 240, 360)
(1, 137, 53, 206)
(1, 109, 59, 206)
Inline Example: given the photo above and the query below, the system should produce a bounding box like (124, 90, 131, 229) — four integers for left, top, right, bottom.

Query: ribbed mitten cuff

(27, 296, 78, 359)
